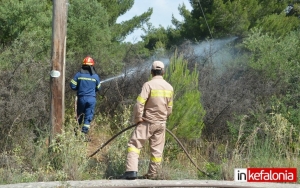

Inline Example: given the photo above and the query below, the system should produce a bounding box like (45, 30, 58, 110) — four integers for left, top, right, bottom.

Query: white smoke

(100, 37, 238, 84)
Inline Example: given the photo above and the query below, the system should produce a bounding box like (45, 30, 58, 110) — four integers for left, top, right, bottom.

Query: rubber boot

(121, 171, 137, 180)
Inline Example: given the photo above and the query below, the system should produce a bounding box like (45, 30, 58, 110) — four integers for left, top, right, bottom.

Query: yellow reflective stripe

(150, 156, 162, 163)
(83, 124, 90, 128)
(78, 77, 96, 82)
(97, 83, 101, 89)
(168, 101, 173, 107)
(71, 79, 77, 85)
(128, 147, 140, 154)
(151, 90, 173, 98)
(137, 96, 146, 105)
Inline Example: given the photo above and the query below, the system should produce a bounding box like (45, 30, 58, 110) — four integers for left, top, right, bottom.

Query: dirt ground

(0, 179, 299, 188)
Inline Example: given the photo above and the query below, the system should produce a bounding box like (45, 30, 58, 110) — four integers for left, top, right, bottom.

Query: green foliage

(289, 3, 300, 18)
(184, 0, 215, 39)
(103, 132, 128, 177)
(67, 0, 111, 62)
(0, 0, 52, 155)
(142, 23, 184, 51)
(98, 0, 152, 42)
(230, 102, 297, 154)
(202, 162, 221, 179)
(142, 25, 169, 50)
(171, 0, 292, 41)
(239, 110, 298, 159)
(141, 0, 297, 50)
(175, 0, 252, 40)
(222, 109, 300, 181)
(0, 125, 89, 184)
(245, 29, 300, 127)
(213, 0, 251, 37)
(243, 29, 300, 81)
(224, 28, 300, 181)
(256, 14, 300, 37)
(48, 130, 89, 175)
(94, 105, 144, 178)
(0, 0, 51, 69)
(1, 0, 300, 184)
(66, 0, 152, 75)
(0, 0, 52, 46)
(165, 52, 205, 140)
(98, 0, 135, 24)
(256, 0, 289, 14)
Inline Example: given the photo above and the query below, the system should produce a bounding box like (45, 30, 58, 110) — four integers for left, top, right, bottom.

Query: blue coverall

(70, 70, 101, 134)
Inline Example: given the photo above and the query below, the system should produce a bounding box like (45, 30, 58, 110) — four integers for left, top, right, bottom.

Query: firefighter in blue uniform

(70, 56, 101, 134)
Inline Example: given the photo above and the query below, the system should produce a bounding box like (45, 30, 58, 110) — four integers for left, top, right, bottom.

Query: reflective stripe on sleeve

(168, 101, 173, 107)
(150, 156, 162, 163)
(137, 96, 146, 105)
(97, 83, 101, 89)
(71, 79, 77, 85)
(151, 90, 173, 98)
(128, 147, 140, 154)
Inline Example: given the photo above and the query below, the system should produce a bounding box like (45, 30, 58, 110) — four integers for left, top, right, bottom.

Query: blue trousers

(77, 96, 96, 133)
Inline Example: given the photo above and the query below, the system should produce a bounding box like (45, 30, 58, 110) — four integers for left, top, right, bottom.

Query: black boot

(121, 171, 137, 180)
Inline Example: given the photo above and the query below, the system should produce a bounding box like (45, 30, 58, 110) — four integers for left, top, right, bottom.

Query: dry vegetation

(0, 40, 299, 184)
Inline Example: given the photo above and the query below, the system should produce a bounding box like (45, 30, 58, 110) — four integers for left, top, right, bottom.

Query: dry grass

(1, 106, 300, 184)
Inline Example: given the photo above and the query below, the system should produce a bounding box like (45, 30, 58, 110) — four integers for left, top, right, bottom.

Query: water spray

(99, 37, 237, 84)
(99, 57, 170, 84)
(100, 75, 122, 84)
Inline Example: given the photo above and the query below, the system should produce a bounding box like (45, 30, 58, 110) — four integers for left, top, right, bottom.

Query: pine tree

(165, 51, 206, 140)
(98, 0, 153, 42)
(174, 0, 292, 40)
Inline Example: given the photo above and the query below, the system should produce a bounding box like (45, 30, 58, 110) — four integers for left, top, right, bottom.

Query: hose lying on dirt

(89, 123, 210, 177)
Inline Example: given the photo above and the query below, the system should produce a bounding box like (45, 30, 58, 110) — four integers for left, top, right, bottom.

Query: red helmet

(82, 56, 95, 66)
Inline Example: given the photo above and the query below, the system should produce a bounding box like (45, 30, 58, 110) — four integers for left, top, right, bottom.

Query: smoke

(193, 37, 237, 56)
(100, 36, 238, 84)
(193, 36, 238, 66)
(100, 57, 170, 84)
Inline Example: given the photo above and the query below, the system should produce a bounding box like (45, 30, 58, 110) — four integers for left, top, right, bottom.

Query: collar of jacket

(152, 75, 163, 80)
(80, 66, 96, 75)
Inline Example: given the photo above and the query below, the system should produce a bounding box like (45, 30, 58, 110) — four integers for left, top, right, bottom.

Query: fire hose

(89, 123, 210, 177)
(75, 96, 209, 176)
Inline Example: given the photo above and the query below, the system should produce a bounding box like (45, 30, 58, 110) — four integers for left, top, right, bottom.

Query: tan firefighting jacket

(133, 75, 174, 123)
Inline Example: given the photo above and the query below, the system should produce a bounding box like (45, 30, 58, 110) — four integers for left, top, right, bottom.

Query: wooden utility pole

(50, 0, 68, 141)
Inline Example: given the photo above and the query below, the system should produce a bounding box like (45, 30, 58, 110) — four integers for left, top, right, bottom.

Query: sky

(117, 0, 192, 43)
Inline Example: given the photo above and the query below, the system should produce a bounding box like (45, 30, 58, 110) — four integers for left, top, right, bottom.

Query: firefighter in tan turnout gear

(122, 60, 174, 180)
